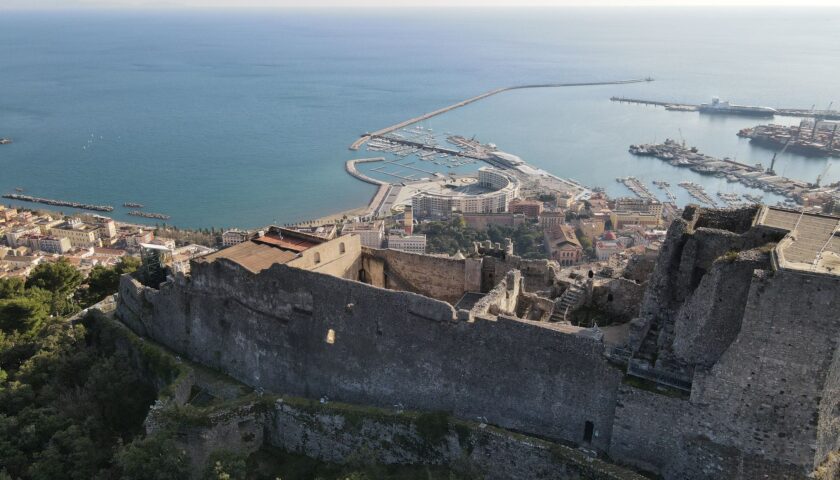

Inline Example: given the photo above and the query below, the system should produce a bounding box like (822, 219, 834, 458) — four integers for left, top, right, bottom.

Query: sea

(1, 7, 839, 229)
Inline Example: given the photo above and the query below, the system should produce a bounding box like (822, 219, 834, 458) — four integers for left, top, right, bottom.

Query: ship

(699, 97, 777, 117)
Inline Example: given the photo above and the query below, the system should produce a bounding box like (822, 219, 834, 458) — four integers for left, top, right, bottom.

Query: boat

(699, 97, 777, 117)
(0, 138, 11, 145)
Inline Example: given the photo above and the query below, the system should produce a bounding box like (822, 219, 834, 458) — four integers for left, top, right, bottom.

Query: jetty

(127, 211, 170, 220)
(350, 79, 653, 151)
(2, 193, 114, 212)
(616, 176, 658, 201)
(611, 97, 840, 120)
(344, 157, 393, 217)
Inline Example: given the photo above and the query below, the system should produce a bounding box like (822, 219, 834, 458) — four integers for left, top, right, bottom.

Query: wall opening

(325, 328, 336, 344)
(607, 293, 614, 302)
(583, 421, 594, 443)
(314, 252, 321, 264)
(339, 242, 346, 254)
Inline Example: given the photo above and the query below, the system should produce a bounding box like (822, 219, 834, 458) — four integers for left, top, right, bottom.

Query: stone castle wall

(117, 257, 622, 452)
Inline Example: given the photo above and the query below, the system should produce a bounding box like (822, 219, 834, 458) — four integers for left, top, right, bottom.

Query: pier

(351, 79, 653, 150)
(612, 96, 840, 120)
(616, 176, 658, 201)
(344, 157, 394, 217)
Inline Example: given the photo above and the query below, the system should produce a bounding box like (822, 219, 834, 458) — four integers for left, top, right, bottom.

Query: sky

(3, 0, 839, 9)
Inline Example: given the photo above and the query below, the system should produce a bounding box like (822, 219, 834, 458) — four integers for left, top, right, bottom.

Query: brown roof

(203, 241, 298, 273)
(253, 233, 317, 253)
(548, 224, 582, 248)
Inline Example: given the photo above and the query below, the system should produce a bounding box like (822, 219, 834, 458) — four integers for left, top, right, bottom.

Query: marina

(2, 193, 114, 212)
(616, 176, 658, 201)
(678, 181, 718, 207)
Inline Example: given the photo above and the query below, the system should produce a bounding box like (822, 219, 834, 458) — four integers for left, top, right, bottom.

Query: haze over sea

(1, 8, 839, 228)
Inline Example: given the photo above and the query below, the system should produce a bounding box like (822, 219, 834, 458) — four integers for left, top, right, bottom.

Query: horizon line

(3, 4, 840, 10)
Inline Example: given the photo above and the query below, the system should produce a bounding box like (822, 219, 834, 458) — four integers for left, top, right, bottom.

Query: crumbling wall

(117, 259, 622, 452)
(362, 248, 468, 304)
(671, 249, 771, 367)
(590, 278, 645, 323)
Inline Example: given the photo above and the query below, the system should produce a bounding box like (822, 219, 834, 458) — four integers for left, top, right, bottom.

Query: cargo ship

(699, 97, 777, 117)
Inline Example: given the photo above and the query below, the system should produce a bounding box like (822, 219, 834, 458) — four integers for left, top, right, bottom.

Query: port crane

(814, 163, 832, 188)
(767, 133, 796, 175)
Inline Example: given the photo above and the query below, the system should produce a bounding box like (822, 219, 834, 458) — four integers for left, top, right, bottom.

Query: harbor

(350, 79, 653, 151)
(611, 96, 840, 120)
(737, 121, 840, 158)
(628, 140, 823, 205)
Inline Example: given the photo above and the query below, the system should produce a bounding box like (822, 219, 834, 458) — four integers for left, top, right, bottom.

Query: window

(339, 242, 346, 254)
(583, 421, 594, 443)
(314, 252, 321, 264)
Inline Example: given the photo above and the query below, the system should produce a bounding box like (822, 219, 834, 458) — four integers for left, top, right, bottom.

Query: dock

(616, 176, 658, 201)
(628, 140, 814, 202)
(612, 96, 840, 120)
(350, 79, 653, 151)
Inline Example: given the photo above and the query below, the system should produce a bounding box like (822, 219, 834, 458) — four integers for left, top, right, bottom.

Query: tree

(0, 297, 49, 334)
(116, 433, 190, 480)
(25, 260, 83, 298)
(83, 257, 140, 306)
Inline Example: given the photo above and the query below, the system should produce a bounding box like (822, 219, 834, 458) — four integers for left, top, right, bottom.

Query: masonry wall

(361, 248, 470, 304)
(117, 259, 622, 452)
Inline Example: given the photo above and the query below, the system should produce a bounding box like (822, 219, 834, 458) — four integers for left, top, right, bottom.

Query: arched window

(339, 242, 346, 254)
(314, 252, 321, 264)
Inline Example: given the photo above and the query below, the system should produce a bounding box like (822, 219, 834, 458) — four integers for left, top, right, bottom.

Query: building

(387, 234, 427, 255)
(545, 224, 583, 266)
(539, 209, 566, 229)
(577, 218, 606, 240)
(402, 206, 414, 235)
(613, 197, 664, 218)
(124, 229, 154, 249)
(610, 211, 661, 230)
(5, 226, 41, 248)
(222, 229, 251, 248)
(412, 168, 520, 219)
(37, 235, 72, 254)
(509, 199, 543, 218)
(342, 220, 384, 249)
(49, 219, 102, 248)
(595, 238, 622, 261)
(285, 224, 338, 240)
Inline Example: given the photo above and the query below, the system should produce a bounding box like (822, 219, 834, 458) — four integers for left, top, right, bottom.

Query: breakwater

(611, 96, 840, 120)
(2, 193, 114, 212)
(350, 79, 653, 151)
(127, 210, 170, 220)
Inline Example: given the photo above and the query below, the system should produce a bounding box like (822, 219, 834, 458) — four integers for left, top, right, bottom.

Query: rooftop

(202, 226, 325, 273)
(756, 206, 840, 275)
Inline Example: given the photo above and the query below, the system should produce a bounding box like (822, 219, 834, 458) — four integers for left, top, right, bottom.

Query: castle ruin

(116, 206, 840, 479)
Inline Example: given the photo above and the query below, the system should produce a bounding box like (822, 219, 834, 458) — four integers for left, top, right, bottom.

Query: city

(2, 2, 840, 480)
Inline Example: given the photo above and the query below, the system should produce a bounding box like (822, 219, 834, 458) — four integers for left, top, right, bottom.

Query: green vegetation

(416, 218, 548, 259)
(244, 446, 474, 480)
(0, 258, 156, 480)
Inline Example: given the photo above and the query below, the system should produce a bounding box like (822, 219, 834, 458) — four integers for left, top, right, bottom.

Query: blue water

(1, 8, 839, 228)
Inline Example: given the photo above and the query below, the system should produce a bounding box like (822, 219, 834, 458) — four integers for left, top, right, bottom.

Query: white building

(412, 168, 521, 219)
(222, 229, 251, 248)
(342, 220, 384, 248)
(595, 239, 623, 261)
(387, 234, 427, 255)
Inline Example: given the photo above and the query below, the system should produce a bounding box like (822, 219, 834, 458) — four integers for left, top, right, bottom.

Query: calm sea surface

(1, 8, 839, 228)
